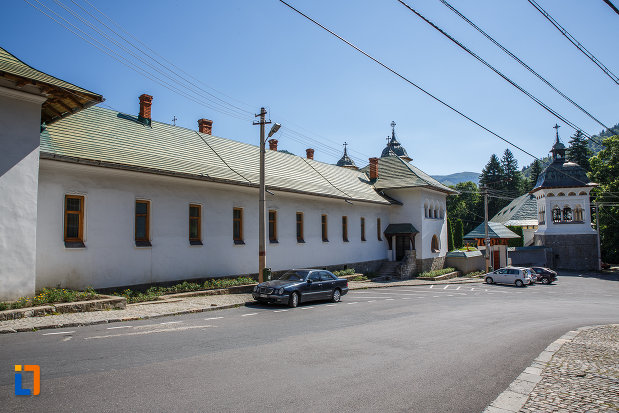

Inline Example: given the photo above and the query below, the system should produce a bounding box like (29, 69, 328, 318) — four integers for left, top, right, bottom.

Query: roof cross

(343, 141, 348, 155)
(553, 123, 560, 141)
(172, 116, 177, 126)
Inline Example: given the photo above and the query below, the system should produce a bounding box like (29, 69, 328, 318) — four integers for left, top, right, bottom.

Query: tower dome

(380, 121, 411, 161)
(336, 142, 357, 170)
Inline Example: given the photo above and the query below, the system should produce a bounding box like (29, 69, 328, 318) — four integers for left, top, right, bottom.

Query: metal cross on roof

(172, 116, 177, 126)
(343, 141, 348, 154)
(553, 123, 560, 140)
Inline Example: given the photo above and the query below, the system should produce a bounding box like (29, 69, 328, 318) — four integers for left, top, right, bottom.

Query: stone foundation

(396, 250, 417, 279)
(417, 256, 446, 273)
(534, 233, 598, 271)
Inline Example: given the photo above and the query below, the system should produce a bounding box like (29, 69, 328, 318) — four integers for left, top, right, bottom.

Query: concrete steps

(376, 261, 400, 278)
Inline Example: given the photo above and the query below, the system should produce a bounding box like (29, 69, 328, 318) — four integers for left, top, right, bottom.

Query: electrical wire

(438, 0, 618, 137)
(527, 0, 619, 85)
(396, 0, 601, 145)
(602, 0, 619, 16)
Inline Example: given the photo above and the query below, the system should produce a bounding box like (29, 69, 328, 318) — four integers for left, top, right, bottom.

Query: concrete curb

(483, 325, 596, 413)
(348, 278, 483, 290)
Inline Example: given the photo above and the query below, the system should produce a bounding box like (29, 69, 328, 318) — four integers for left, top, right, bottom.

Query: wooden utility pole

(253, 107, 271, 283)
(594, 202, 602, 271)
(482, 185, 490, 272)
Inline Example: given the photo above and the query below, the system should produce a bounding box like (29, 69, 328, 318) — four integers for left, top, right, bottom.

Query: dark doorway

(492, 250, 501, 269)
(395, 236, 411, 261)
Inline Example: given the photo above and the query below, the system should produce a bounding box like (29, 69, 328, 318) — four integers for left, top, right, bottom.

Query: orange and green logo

(14, 365, 40, 396)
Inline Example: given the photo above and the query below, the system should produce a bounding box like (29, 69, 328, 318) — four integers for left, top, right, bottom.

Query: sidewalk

(0, 276, 482, 333)
(485, 324, 619, 413)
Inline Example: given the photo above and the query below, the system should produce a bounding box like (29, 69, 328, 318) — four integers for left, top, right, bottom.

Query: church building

(0, 46, 455, 300)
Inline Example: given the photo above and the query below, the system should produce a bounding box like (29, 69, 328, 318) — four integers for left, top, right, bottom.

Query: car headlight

(254, 286, 259, 292)
(278, 288, 285, 295)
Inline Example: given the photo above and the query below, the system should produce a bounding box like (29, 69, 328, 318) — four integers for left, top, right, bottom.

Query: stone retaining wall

(417, 256, 446, 273)
(0, 295, 126, 321)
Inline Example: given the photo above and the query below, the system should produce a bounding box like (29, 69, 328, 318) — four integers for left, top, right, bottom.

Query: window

(431, 235, 440, 253)
(342, 216, 349, 242)
(552, 207, 562, 223)
(562, 206, 573, 222)
(539, 208, 545, 225)
(309, 272, 321, 282)
(424, 204, 428, 218)
(377, 217, 382, 241)
(269, 210, 278, 243)
(296, 212, 304, 243)
(320, 271, 336, 281)
(189, 204, 202, 245)
(64, 195, 84, 247)
(233, 207, 244, 244)
(135, 200, 151, 246)
(360, 217, 366, 241)
(574, 206, 584, 222)
(321, 214, 328, 242)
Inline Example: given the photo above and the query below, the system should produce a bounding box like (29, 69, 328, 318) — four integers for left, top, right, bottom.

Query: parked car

(252, 269, 349, 308)
(530, 267, 558, 284)
(484, 267, 532, 287)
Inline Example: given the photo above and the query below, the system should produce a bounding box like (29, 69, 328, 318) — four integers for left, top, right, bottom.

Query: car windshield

(276, 271, 309, 281)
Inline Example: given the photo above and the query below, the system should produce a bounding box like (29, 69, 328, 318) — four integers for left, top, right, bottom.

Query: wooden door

(492, 250, 501, 269)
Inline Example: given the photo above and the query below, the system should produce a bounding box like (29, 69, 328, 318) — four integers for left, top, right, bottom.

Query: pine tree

(447, 218, 455, 251)
(454, 219, 464, 249)
(568, 130, 592, 171)
(480, 154, 504, 190)
(529, 160, 543, 190)
(501, 149, 522, 195)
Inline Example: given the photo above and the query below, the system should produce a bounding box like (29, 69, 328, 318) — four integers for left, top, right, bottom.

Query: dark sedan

(252, 269, 349, 308)
(531, 267, 558, 284)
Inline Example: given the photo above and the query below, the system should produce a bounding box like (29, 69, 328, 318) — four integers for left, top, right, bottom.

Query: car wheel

(515, 279, 524, 287)
(541, 277, 550, 285)
(288, 292, 299, 308)
(331, 288, 341, 303)
(486, 277, 493, 284)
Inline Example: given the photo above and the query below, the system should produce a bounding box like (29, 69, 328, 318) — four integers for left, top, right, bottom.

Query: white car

(485, 267, 532, 287)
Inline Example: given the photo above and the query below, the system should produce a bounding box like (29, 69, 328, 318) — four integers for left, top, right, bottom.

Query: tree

(454, 219, 464, 249)
(446, 181, 483, 236)
(568, 130, 592, 171)
(529, 159, 543, 190)
(589, 135, 619, 263)
(447, 218, 454, 251)
(501, 149, 523, 195)
(480, 154, 504, 190)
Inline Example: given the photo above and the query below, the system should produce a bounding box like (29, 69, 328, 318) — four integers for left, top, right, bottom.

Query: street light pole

(482, 185, 490, 272)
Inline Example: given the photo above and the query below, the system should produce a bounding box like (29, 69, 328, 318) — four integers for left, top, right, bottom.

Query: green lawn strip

(417, 267, 457, 278)
(115, 277, 256, 304)
(0, 288, 99, 311)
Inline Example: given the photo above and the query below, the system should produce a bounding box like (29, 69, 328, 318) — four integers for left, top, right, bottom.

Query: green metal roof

(362, 156, 457, 194)
(490, 193, 538, 227)
(463, 222, 520, 239)
(0, 47, 103, 124)
(384, 223, 419, 235)
(41, 106, 392, 204)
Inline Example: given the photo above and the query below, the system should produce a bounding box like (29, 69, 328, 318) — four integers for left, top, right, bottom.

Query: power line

(396, 0, 601, 145)
(437, 0, 618, 137)
(603, 0, 619, 15)
(527, 0, 619, 85)
(277, 1, 619, 198)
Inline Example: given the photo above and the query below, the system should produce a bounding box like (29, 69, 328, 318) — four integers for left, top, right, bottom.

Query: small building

(490, 193, 538, 246)
(445, 250, 484, 274)
(530, 127, 599, 271)
(463, 222, 520, 270)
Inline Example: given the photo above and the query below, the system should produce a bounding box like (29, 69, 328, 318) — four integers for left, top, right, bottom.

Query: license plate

(260, 294, 268, 298)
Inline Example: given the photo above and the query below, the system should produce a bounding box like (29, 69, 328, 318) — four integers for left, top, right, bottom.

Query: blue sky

(3, 0, 618, 174)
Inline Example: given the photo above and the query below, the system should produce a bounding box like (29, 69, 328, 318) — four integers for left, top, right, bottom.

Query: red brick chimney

(138, 94, 153, 121)
(306, 148, 314, 160)
(268, 139, 278, 151)
(369, 157, 379, 179)
(198, 118, 213, 135)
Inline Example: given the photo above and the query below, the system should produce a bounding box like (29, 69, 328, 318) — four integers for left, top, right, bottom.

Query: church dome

(381, 121, 411, 161)
(336, 142, 357, 169)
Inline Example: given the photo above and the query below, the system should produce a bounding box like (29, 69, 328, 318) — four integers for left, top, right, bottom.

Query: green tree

(506, 225, 524, 247)
(446, 181, 483, 235)
(480, 154, 510, 217)
(454, 219, 464, 249)
(589, 135, 619, 263)
(447, 218, 454, 251)
(501, 149, 523, 195)
(529, 159, 543, 190)
(567, 130, 592, 171)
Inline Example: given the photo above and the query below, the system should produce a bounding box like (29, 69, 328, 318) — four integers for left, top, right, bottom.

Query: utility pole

(254, 107, 271, 283)
(482, 185, 490, 272)
(594, 202, 602, 271)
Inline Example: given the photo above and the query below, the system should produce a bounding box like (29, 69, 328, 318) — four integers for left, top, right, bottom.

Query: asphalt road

(1, 272, 617, 412)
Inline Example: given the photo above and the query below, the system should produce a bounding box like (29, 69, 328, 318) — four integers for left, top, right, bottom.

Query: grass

(113, 277, 256, 304)
(417, 267, 457, 278)
(332, 268, 355, 277)
(465, 270, 485, 278)
(350, 275, 369, 281)
(0, 288, 99, 311)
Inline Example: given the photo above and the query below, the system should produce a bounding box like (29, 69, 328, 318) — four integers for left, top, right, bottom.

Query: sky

(2, 0, 618, 175)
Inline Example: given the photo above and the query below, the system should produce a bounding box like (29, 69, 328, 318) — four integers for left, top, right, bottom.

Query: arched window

(434, 206, 438, 219)
(424, 203, 428, 218)
(579, 191, 587, 195)
(431, 235, 440, 253)
(552, 207, 562, 223)
(538, 208, 545, 225)
(568, 192, 576, 196)
(439, 207, 444, 219)
(562, 206, 573, 222)
(574, 206, 584, 222)
(557, 192, 565, 197)
(547, 193, 555, 197)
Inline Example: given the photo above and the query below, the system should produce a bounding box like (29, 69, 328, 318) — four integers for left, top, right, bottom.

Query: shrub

(417, 267, 456, 278)
(0, 287, 99, 311)
(333, 268, 355, 277)
(350, 275, 368, 281)
(465, 270, 485, 277)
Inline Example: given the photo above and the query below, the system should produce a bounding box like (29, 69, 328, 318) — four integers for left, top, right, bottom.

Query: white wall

(384, 188, 448, 259)
(0, 86, 46, 300)
(535, 187, 596, 235)
(36, 161, 390, 290)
